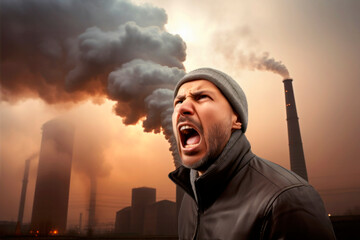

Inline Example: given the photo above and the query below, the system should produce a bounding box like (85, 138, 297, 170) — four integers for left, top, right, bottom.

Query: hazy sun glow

(166, 21, 195, 43)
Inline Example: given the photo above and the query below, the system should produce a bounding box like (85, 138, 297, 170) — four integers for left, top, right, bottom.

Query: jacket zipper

(192, 208, 200, 240)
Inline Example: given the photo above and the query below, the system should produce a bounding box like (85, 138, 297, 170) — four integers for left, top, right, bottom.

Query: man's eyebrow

(174, 94, 185, 101)
(175, 90, 213, 100)
(189, 90, 213, 97)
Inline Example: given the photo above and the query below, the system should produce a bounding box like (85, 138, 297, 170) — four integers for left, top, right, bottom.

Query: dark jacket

(169, 130, 335, 240)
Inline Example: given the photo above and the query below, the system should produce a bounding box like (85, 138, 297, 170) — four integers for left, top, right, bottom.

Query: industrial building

(143, 200, 177, 235)
(30, 118, 75, 235)
(115, 187, 177, 236)
(115, 207, 131, 233)
(130, 187, 156, 233)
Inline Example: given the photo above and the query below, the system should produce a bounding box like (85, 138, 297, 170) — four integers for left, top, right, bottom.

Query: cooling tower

(283, 79, 308, 181)
(30, 118, 75, 235)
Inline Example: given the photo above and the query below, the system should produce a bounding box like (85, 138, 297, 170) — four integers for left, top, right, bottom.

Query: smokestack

(79, 213, 83, 235)
(283, 79, 308, 181)
(87, 177, 97, 236)
(15, 155, 36, 234)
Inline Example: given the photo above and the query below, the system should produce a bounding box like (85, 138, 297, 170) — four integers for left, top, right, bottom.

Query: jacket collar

(169, 130, 255, 212)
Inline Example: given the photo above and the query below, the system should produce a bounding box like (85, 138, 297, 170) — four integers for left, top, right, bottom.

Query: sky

(1, 0, 360, 230)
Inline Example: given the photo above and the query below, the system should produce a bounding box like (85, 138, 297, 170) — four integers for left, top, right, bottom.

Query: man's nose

(178, 99, 194, 116)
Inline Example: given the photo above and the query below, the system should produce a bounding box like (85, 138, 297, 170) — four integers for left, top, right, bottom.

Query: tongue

(186, 134, 200, 145)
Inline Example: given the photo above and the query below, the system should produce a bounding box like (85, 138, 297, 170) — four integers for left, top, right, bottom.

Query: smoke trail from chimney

(1, 0, 186, 168)
(213, 26, 290, 78)
(240, 51, 290, 79)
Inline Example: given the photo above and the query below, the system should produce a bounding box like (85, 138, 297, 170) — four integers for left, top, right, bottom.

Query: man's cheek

(171, 114, 178, 136)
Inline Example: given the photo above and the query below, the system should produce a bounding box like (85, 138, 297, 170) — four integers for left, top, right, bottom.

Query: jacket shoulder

(248, 156, 309, 189)
(247, 157, 335, 239)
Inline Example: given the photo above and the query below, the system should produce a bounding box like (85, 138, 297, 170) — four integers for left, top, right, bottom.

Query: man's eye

(198, 95, 209, 100)
(174, 100, 183, 105)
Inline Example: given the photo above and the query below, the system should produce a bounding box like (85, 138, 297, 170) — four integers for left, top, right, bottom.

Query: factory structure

(115, 187, 177, 236)
(30, 118, 75, 235)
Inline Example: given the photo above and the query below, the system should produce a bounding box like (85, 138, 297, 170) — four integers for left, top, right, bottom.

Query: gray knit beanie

(174, 68, 248, 132)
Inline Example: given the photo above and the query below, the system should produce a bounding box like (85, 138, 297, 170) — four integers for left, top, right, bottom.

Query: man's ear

(232, 114, 242, 130)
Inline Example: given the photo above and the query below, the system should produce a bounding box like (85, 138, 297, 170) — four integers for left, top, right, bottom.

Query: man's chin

(181, 155, 208, 171)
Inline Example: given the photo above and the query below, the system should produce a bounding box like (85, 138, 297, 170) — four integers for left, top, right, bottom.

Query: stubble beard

(187, 122, 231, 172)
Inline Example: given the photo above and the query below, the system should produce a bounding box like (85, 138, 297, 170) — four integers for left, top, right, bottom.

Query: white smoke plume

(236, 51, 289, 78)
(213, 26, 290, 78)
(1, 0, 186, 169)
(238, 51, 290, 79)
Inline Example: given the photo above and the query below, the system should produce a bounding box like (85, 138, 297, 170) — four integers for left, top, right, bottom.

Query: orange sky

(1, 0, 360, 229)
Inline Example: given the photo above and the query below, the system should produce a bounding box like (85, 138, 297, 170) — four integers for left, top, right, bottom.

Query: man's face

(172, 80, 241, 171)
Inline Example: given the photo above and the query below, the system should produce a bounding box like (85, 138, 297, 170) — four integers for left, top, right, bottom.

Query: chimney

(15, 157, 32, 234)
(283, 79, 308, 181)
(87, 177, 97, 236)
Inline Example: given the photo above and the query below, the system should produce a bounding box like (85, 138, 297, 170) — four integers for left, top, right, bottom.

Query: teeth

(180, 125, 194, 132)
(185, 143, 198, 148)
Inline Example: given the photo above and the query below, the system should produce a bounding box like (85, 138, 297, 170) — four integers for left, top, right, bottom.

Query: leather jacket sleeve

(261, 186, 336, 240)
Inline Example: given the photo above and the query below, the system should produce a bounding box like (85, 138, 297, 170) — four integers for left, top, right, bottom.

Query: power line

(318, 187, 360, 196)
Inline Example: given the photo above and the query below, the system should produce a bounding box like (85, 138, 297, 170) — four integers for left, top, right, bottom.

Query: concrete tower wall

(283, 79, 308, 181)
(130, 187, 156, 234)
(31, 118, 74, 234)
(144, 200, 177, 236)
(115, 207, 132, 233)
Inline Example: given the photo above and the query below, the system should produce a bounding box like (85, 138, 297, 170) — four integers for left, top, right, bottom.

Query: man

(169, 68, 335, 240)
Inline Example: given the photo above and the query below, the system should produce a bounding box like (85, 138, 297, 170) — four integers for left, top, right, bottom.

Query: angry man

(169, 68, 336, 240)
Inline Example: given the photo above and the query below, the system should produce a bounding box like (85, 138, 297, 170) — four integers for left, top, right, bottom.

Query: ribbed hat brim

(174, 68, 248, 132)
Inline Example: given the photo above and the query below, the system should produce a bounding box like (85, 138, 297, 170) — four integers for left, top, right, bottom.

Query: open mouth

(179, 125, 201, 148)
